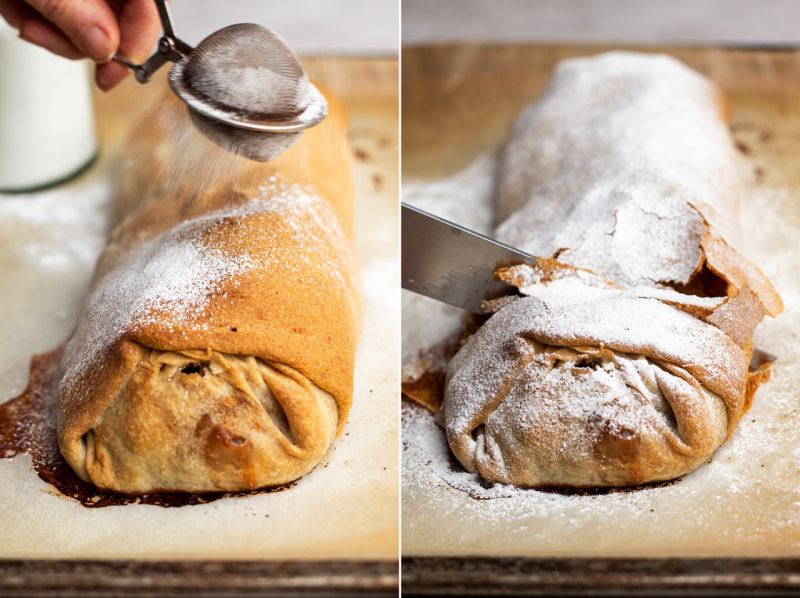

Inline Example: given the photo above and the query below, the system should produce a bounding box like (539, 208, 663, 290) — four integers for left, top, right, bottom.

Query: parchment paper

(401, 44, 800, 558)
(0, 58, 399, 561)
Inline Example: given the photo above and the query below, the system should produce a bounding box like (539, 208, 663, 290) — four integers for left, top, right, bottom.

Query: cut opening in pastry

(671, 261, 729, 299)
(574, 358, 603, 370)
(181, 362, 207, 376)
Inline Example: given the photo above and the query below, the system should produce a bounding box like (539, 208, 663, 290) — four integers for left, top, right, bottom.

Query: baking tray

(401, 43, 800, 594)
(0, 57, 399, 596)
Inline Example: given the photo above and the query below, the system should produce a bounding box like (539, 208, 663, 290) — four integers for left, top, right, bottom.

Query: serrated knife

(401, 202, 537, 314)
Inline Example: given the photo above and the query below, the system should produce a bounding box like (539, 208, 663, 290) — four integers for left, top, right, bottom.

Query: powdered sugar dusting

(495, 52, 740, 288)
(406, 53, 753, 491)
(403, 388, 800, 557)
(441, 274, 743, 486)
(60, 180, 357, 404)
(61, 208, 256, 386)
(253, 178, 359, 314)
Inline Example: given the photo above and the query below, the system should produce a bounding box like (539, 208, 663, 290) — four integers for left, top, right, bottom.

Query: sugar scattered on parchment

(0, 181, 112, 402)
(0, 181, 110, 271)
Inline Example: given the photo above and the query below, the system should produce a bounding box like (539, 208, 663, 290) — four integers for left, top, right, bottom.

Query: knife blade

(401, 202, 777, 370)
(401, 203, 537, 313)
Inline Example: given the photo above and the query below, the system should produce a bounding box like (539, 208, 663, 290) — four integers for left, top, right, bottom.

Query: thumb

(25, 0, 120, 62)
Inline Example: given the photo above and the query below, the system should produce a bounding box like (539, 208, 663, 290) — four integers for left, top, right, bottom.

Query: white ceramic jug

(0, 17, 98, 193)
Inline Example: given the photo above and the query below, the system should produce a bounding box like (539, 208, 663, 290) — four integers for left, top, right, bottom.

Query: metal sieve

(114, 0, 327, 161)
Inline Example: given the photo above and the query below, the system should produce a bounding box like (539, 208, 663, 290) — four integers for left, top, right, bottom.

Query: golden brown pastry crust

(57, 86, 361, 493)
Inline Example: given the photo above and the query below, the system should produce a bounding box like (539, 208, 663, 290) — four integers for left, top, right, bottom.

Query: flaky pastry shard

(58, 88, 360, 494)
(441, 52, 781, 487)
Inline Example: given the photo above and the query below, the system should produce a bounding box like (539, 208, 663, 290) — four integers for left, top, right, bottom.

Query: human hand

(0, 0, 162, 91)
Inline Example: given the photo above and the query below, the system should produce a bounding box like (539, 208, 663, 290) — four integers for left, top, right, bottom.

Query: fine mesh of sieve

(169, 23, 324, 162)
(181, 24, 309, 119)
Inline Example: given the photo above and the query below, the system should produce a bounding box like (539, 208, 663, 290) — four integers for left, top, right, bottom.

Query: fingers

(2, 0, 163, 91)
(19, 17, 85, 59)
(0, 0, 33, 28)
(94, 60, 127, 90)
(0, 0, 88, 60)
(96, 0, 160, 91)
(24, 0, 120, 62)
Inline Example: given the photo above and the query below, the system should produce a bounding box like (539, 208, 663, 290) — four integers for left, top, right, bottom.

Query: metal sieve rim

(168, 61, 328, 133)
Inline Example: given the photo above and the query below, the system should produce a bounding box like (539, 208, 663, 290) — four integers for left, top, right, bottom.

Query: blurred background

(402, 0, 800, 47)
(173, 0, 398, 55)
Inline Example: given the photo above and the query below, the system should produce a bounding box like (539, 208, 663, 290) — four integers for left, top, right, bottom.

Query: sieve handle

(154, 0, 193, 56)
(113, 0, 193, 84)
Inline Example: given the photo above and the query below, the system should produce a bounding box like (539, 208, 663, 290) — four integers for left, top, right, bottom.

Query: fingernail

(18, 28, 33, 44)
(82, 26, 111, 62)
(96, 62, 127, 91)
(95, 65, 110, 90)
